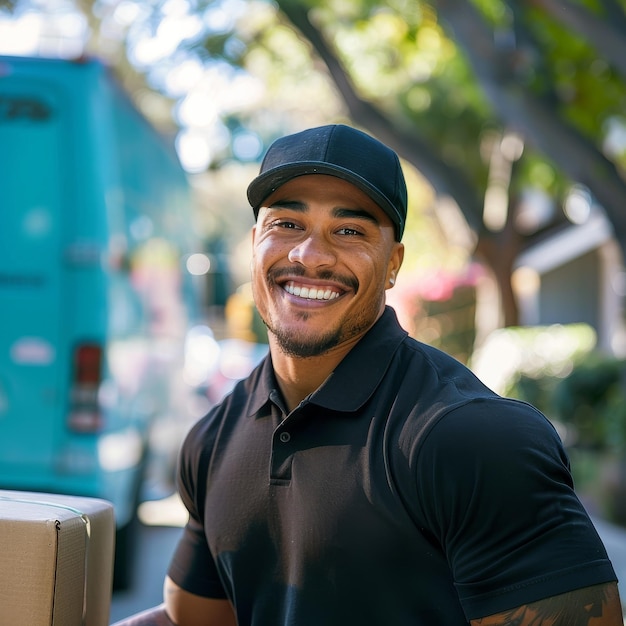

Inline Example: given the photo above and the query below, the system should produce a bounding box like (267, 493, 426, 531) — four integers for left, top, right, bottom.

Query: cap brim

(247, 162, 403, 237)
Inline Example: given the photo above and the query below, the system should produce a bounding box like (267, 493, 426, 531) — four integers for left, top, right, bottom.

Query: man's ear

(386, 242, 404, 289)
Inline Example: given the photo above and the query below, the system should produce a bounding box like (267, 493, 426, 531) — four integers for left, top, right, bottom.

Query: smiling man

(248, 172, 403, 411)
(116, 125, 622, 626)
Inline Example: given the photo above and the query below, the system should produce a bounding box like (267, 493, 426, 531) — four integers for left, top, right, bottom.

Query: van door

(0, 80, 68, 482)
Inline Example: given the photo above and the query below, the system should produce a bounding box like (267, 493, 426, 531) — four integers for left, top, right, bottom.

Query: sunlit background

(0, 0, 267, 172)
(2, 3, 626, 616)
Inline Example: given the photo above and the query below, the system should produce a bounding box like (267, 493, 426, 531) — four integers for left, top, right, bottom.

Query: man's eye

(337, 227, 362, 236)
(268, 219, 299, 229)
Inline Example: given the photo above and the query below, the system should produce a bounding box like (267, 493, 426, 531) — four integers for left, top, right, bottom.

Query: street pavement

(593, 517, 626, 614)
(596, 518, 626, 580)
(109, 496, 185, 623)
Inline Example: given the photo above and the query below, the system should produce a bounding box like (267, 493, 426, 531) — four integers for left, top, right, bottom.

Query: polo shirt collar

(244, 306, 408, 416)
(312, 306, 407, 412)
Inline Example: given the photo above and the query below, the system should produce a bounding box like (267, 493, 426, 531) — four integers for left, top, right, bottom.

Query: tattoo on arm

(471, 582, 623, 625)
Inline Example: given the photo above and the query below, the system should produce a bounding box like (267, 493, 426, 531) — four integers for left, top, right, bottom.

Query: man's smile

(283, 280, 342, 301)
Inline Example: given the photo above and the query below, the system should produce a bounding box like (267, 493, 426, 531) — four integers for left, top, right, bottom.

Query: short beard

(262, 308, 375, 358)
(268, 316, 342, 358)
(257, 266, 375, 358)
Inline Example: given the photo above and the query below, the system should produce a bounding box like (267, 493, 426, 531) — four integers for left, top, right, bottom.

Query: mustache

(268, 266, 358, 292)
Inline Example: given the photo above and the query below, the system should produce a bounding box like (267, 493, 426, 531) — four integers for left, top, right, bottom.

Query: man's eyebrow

(333, 207, 379, 225)
(265, 201, 379, 225)
(266, 200, 306, 211)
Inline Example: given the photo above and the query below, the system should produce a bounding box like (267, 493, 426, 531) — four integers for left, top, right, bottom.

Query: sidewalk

(592, 517, 626, 621)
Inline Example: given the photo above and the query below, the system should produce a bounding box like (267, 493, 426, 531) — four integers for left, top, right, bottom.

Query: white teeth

(284, 283, 339, 300)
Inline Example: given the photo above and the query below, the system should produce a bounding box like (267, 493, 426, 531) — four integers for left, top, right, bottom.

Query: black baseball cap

(247, 124, 407, 241)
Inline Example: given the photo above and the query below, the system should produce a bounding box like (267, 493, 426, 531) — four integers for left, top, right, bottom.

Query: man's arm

(110, 578, 236, 626)
(110, 604, 176, 626)
(163, 575, 237, 626)
(471, 582, 623, 625)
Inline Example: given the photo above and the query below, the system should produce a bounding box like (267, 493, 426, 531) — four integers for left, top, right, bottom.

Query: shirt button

(279, 431, 291, 443)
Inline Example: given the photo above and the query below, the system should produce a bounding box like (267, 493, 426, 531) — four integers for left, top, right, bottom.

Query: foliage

(390, 265, 482, 363)
(472, 323, 626, 524)
(551, 356, 626, 453)
(5, 0, 626, 327)
(414, 284, 477, 365)
(500, 349, 626, 454)
(470, 323, 597, 396)
(511, 353, 626, 525)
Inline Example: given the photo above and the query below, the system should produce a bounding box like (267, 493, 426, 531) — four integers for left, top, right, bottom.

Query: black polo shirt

(168, 307, 616, 625)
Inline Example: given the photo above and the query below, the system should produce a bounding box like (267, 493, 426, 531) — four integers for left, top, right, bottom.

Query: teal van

(0, 55, 200, 587)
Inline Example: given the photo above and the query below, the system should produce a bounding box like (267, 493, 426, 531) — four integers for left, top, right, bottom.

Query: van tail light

(67, 343, 103, 432)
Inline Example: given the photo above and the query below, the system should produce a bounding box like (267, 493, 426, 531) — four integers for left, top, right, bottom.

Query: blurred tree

(273, 0, 626, 327)
(5, 0, 626, 330)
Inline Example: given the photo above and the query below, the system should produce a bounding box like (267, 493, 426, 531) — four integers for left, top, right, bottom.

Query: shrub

(551, 357, 626, 454)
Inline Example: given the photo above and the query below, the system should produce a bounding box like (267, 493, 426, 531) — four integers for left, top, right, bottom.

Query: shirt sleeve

(413, 397, 617, 620)
(167, 416, 229, 599)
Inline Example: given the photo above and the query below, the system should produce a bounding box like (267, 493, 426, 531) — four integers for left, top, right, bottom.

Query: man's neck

(269, 340, 357, 413)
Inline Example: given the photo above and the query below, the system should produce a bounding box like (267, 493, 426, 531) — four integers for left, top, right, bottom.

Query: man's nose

(287, 232, 337, 268)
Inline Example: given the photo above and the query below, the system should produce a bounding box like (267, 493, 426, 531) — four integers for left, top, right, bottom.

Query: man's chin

(271, 327, 341, 359)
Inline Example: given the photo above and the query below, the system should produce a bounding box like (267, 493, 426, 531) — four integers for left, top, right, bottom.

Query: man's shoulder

(389, 337, 559, 444)
(393, 334, 496, 401)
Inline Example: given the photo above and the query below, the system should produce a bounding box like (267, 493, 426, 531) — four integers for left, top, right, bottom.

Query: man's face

(251, 174, 404, 358)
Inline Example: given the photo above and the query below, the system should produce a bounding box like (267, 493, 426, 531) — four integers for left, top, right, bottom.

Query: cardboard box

(0, 490, 115, 626)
